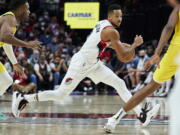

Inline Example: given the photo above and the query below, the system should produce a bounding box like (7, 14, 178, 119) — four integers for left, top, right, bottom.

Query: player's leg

(88, 62, 141, 116)
(12, 53, 87, 117)
(123, 80, 161, 113)
(12, 68, 85, 117)
(88, 62, 142, 133)
(114, 45, 179, 128)
(23, 53, 88, 102)
(0, 62, 13, 96)
(26, 71, 84, 102)
(103, 45, 179, 133)
(123, 45, 179, 114)
(0, 62, 13, 119)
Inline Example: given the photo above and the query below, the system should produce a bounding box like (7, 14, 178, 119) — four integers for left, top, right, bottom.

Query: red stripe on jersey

(98, 40, 107, 59)
(103, 26, 113, 29)
(100, 40, 107, 49)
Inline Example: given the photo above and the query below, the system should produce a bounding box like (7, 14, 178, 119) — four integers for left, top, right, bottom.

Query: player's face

(21, 2, 30, 21)
(109, 10, 122, 27)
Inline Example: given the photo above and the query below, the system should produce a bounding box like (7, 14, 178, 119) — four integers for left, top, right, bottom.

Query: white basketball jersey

(79, 20, 112, 64)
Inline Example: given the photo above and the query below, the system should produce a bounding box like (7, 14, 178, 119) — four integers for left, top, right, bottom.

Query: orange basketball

(120, 44, 135, 63)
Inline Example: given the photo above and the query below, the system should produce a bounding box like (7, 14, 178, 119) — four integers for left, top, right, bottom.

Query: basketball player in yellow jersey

(0, 0, 41, 118)
(104, 7, 180, 133)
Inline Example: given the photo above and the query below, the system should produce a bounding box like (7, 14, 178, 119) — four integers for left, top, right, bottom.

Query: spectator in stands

(48, 16, 60, 36)
(34, 56, 53, 90)
(47, 36, 60, 52)
(135, 49, 149, 83)
(125, 57, 139, 89)
(29, 50, 40, 65)
(128, 49, 149, 90)
(13, 68, 37, 94)
(50, 55, 68, 89)
(39, 29, 52, 45)
(21, 58, 37, 85)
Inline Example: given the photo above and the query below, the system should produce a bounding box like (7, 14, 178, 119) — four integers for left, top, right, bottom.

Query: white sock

(113, 108, 126, 121)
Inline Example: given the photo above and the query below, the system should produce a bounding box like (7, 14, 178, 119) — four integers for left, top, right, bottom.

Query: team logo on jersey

(65, 77, 73, 85)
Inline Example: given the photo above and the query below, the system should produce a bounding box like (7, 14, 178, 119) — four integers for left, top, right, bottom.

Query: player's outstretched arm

(155, 8, 179, 56)
(3, 44, 18, 65)
(143, 8, 179, 71)
(0, 15, 41, 49)
(3, 44, 23, 74)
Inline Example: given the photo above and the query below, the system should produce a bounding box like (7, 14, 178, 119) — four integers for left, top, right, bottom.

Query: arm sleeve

(3, 44, 18, 65)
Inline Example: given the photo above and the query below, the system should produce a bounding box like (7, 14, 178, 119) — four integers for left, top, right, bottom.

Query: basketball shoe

(104, 103, 160, 133)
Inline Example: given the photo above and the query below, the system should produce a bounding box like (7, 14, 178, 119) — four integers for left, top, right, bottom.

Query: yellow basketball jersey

(0, 11, 17, 47)
(171, 11, 180, 45)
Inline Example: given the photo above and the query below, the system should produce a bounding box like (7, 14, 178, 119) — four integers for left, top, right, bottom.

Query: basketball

(119, 43, 135, 62)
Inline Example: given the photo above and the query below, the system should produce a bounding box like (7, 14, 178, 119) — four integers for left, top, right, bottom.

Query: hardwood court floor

(0, 94, 169, 135)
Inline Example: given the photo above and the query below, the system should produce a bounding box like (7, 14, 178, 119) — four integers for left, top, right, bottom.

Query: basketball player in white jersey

(12, 5, 159, 131)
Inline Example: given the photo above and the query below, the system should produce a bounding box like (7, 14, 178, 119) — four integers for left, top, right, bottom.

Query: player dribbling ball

(119, 43, 135, 62)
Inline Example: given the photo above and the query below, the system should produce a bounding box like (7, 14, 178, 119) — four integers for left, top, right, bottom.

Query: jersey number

(95, 24, 100, 33)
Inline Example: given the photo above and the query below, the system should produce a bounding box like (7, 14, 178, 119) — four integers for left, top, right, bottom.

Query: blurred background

(0, 0, 174, 96)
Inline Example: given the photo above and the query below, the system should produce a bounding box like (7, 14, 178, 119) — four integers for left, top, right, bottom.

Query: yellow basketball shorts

(0, 62, 6, 72)
(153, 44, 180, 83)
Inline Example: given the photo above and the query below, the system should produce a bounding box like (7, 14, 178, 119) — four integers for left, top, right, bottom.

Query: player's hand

(13, 64, 23, 75)
(133, 35, 144, 48)
(143, 54, 160, 71)
(26, 40, 42, 50)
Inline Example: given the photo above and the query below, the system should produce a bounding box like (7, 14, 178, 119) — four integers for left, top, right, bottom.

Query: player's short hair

(9, 0, 28, 10)
(108, 4, 121, 14)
